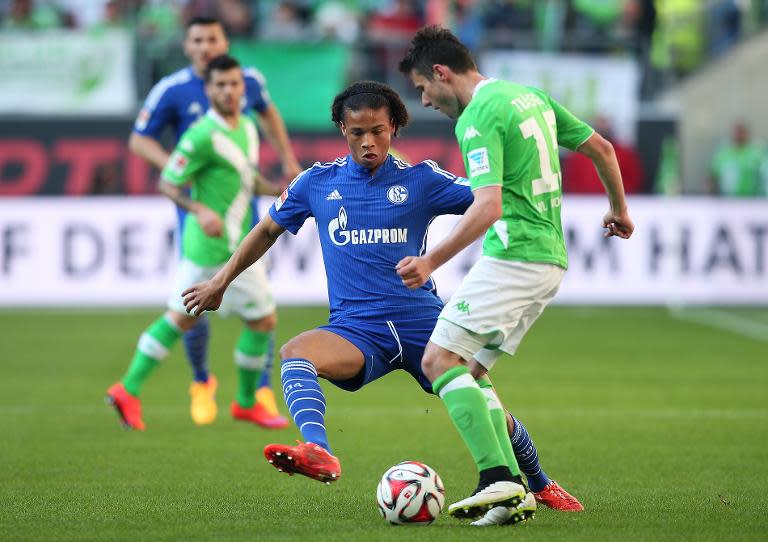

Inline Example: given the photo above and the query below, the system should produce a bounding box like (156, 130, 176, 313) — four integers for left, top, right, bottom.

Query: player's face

(409, 69, 461, 119)
(206, 68, 244, 117)
(340, 107, 395, 173)
(185, 23, 229, 75)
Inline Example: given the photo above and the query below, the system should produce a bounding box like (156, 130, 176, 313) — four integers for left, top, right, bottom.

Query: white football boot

(448, 480, 526, 519)
(471, 490, 537, 526)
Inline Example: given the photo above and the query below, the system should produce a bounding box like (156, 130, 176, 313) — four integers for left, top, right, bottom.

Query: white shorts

(168, 258, 275, 321)
(430, 257, 564, 370)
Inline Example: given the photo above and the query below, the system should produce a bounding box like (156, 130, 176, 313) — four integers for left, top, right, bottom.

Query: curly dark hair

(398, 25, 476, 79)
(331, 81, 409, 135)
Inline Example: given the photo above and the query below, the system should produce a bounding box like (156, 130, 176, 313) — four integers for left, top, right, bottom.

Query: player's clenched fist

(193, 205, 224, 237)
(396, 255, 434, 290)
(182, 281, 225, 316)
(602, 209, 634, 239)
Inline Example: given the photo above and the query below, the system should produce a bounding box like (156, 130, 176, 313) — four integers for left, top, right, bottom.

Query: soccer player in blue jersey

(182, 81, 578, 524)
(130, 16, 298, 427)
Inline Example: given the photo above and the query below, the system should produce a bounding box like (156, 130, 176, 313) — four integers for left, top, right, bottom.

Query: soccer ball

(375, 461, 445, 525)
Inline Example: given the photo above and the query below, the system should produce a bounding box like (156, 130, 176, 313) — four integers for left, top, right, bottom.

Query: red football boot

(105, 382, 145, 431)
(534, 481, 584, 512)
(264, 440, 341, 484)
(231, 401, 289, 429)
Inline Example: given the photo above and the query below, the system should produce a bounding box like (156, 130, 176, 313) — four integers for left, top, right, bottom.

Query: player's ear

(433, 64, 448, 82)
(339, 121, 347, 136)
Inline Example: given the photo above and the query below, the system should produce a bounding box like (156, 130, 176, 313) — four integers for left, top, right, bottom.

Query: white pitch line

(669, 306, 768, 343)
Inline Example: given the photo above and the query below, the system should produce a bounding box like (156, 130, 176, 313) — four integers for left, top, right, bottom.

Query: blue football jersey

(269, 154, 474, 322)
(133, 65, 270, 142)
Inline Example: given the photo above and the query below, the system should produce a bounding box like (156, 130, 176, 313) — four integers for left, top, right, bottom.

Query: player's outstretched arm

(129, 132, 171, 170)
(576, 132, 635, 239)
(158, 181, 223, 237)
(182, 214, 285, 316)
(396, 185, 501, 289)
(258, 104, 302, 179)
(253, 171, 284, 197)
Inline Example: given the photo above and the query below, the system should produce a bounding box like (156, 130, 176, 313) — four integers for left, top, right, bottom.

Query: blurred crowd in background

(4, 0, 767, 94)
(1, 0, 767, 196)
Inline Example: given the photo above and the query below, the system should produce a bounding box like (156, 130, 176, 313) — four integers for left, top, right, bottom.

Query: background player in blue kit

(181, 81, 580, 521)
(130, 16, 299, 428)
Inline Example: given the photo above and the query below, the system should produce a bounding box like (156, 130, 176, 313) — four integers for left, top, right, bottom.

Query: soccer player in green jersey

(398, 26, 635, 524)
(131, 17, 297, 428)
(107, 55, 287, 431)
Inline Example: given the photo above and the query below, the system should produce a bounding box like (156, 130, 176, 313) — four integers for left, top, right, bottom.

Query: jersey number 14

(519, 110, 561, 197)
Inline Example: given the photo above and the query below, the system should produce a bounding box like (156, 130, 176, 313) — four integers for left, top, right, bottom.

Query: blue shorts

(319, 317, 438, 394)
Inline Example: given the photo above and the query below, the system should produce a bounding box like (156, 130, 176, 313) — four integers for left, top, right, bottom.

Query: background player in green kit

(106, 55, 286, 431)
(398, 26, 635, 525)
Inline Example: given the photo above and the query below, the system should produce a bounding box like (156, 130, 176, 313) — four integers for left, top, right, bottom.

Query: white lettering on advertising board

(0, 197, 766, 306)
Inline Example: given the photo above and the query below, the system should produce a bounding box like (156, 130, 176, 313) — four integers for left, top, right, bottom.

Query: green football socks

(477, 376, 521, 476)
(122, 315, 182, 396)
(433, 366, 508, 472)
(234, 328, 270, 408)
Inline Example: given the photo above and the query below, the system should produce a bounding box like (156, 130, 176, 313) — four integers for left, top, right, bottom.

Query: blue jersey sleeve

(134, 78, 176, 139)
(244, 67, 270, 114)
(422, 160, 474, 215)
(269, 169, 313, 234)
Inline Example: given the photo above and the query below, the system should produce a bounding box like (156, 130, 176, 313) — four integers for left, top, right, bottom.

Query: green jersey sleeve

(456, 103, 505, 191)
(162, 129, 208, 186)
(542, 93, 594, 151)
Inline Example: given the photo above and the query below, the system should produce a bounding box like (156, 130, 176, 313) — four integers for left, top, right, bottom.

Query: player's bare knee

(421, 343, 444, 382)
(247, 312, 277, 332)
(279, 335, 313, 362)
(279, 339, 332, 376)
(279, 338, 299, 360)
(468, 358, 488, 380)
(505, 410, 515, 436)
(166, 310, 197, 332)
(422, 342, 464, 382)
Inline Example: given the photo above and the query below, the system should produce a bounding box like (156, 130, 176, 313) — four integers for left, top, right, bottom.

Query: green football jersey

(455, 79, 594, 268)
(711, 143, 766, 196)
(162, 110, 260, 266)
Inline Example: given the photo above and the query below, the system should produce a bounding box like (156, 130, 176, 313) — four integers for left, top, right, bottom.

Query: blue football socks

(509, 414, 552, 492)
(281, 358, 331, 453)
(183, 316, 210, 383)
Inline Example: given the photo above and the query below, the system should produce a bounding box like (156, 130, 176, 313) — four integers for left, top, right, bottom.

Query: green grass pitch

(1, 306, 767, 541)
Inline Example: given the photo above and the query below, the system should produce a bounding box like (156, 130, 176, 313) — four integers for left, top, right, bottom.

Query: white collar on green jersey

(471, 78, 499, 100)
(206, 108, 239, 130)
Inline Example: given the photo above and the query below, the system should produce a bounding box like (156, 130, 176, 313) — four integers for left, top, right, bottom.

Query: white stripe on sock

(288, 396, 326, 410)
(235, 350, 267, 370)
(282, 360, 316, 370)
(281, 361, 317, 376)
(137, 333, 169, 360)
(293, 408, 324, 418)
(299, 421, 325, 431)
(480, 387, 502, 410)
(438, 373, 478, 399)
(285, 388, 325, 402)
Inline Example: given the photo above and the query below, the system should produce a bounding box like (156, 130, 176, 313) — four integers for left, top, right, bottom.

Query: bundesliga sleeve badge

(467, 147, 491, 177)
(169, 152, 189, 176)
(274, 189, 289, 211)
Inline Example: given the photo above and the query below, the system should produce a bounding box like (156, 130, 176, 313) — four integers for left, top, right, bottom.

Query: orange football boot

(534, 481, 584, 512)
(264, 440, 341, 484)
(231, 401, 289, 429)
(105, 382, 145, 431)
